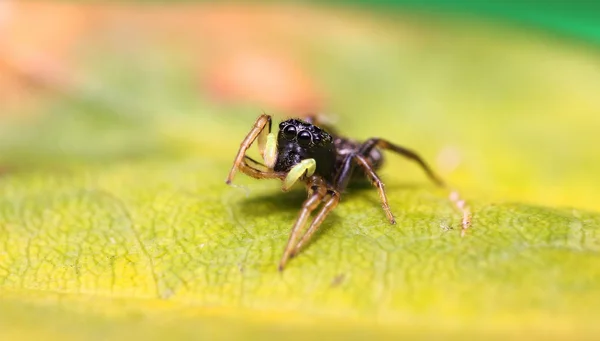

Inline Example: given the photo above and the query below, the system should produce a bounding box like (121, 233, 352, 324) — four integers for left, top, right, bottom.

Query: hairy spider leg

(359, 138, 445, 187)
(244, 156, 267, 170)
(237, 159, 287, 181)
(290, 190, 340, 258)
(226, 114, 272, 185)
(333, 153, 396, 224)
(354, 154, 396, 224)
(231, 156, 286, 182)
(359, 138, 472, 233)
(282, 158, 316, 192)
(279, 176, 328, 271)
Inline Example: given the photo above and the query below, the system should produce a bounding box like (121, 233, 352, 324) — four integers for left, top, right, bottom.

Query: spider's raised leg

(279, 176, 327, 271)
(237, 159, 287, 181)
(359, 138, 445, 187)
(226, 114, 272, 185)
(290, 189, 340, 258)
(244, 156, 267, 170)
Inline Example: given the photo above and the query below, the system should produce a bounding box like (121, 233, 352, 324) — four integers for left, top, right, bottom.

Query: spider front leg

(226, 114, 280, 184)
(290, 189, 340, 258)
(279, 176, 327, 271)
(236, 158, 287, 181)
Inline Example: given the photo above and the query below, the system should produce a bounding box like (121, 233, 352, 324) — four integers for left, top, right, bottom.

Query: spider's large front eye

(283, 125, 297, 139)
(297, 130, 312, 146)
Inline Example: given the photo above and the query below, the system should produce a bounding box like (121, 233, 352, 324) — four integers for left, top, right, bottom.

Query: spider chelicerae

(226, 114, 471, 270)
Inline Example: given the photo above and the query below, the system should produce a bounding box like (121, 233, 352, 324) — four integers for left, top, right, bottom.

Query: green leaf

(1, 6, 600, 340)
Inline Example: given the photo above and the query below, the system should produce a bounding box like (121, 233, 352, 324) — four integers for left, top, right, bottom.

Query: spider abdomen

(333, 137, 384, 173)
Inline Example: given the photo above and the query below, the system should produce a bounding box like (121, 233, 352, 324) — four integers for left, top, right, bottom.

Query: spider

(226, 114, 471, 270)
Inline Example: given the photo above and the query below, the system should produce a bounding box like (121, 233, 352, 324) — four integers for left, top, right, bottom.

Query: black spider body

(274, 118, 384, 188)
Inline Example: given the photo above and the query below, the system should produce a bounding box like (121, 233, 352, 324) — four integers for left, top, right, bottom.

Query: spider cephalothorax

(275, 119, 336, 183)
(226, 113, 471, 270)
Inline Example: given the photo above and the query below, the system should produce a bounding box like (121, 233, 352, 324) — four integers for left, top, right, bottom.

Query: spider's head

(273, 119, 336, 177)
(277, 119, 333, 150)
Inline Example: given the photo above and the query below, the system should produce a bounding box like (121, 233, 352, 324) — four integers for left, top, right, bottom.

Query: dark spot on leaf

(330, 274, 345, 288)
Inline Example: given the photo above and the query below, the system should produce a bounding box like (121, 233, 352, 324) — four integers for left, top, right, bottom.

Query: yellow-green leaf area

(1, 5, 600, 340)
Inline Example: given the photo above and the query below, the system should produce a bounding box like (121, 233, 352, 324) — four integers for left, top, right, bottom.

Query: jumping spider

(226, 114, 470, 270)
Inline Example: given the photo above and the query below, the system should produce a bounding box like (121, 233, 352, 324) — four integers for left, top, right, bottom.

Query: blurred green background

(0, 1, 599, 340)
(354, 1, 600, 44)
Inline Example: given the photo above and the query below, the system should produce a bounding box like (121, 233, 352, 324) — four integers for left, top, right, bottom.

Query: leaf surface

(1, 4, 600, 340)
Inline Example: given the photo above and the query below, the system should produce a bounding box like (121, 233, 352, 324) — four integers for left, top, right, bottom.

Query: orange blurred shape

(205, 51, 323, 116)
(0, 1, 90, 111)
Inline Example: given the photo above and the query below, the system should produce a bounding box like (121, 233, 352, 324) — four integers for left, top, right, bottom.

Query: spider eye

(283, 125, 297, 139)
(297, 130, 312, 146)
